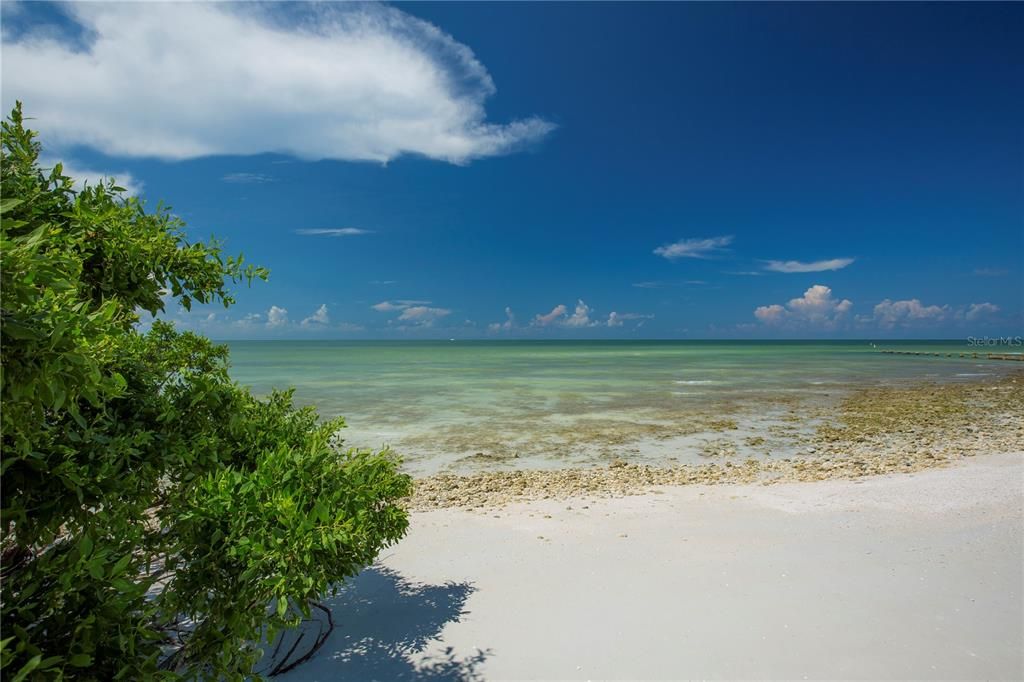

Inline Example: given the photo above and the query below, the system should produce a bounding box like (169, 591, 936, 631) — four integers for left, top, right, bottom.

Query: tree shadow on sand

(271, 565, 488, 681)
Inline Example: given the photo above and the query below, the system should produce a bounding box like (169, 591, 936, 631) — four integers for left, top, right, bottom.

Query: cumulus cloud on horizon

(532, 304, 569, 327)
(2, 3, 555, 165)
(870, 298, 1000, 328)
(301, 304, 330, 327)
(755, 285, 1002, 331)
(965, 302, 1000, 320)
(488, 306, 516, 332)
(266, 305, 289, 328)
(754, 284, 852, 329)
(530, 300, 599, 328)
(526, 300, 651, 330)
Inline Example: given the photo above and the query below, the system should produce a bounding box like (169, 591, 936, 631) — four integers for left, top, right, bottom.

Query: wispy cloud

(371, 299, 451, 327)
(762, 257, 855, 273)
(372, 300, 431, 312)
(2, 3, 554, 164)
(973, 267, 1008, 277)
(632, 280, 705, 289)
(607, 312, 654, 327)
(653, 235, 733, 260)
(222, 172, 274, 184)
(397, 306, 452, 326)
(965, 302, 999, 320)
(296, 228, 373, 237)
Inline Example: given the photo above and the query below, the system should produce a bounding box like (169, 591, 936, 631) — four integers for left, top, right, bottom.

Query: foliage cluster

(0, 103, 411, 680)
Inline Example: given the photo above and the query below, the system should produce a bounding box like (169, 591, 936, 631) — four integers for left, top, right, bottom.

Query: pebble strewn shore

(406, 373, 1024, 510)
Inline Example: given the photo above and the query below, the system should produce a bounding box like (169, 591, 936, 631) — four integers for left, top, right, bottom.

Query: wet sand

(282, 451, 1023, 681)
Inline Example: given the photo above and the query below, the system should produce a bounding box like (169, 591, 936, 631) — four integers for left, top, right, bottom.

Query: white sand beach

(282, 452, 1023, 681)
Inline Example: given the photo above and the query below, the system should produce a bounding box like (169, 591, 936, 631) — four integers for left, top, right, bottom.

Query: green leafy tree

(0, 103, 411, 680)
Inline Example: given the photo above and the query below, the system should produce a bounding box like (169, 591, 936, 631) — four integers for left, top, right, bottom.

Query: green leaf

(1, 322, 41, 340)
(0, 197, 24, 213)
(69, 654, 93, 667)
(11, 655, 41, 682)
(79, 534, 94, 558)
(0, 103, 409, 681)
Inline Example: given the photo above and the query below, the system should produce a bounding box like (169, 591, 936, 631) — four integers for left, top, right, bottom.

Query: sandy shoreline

(282, 451, 1023, 681)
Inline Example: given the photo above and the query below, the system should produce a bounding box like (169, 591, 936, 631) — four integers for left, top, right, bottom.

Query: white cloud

(530, 300, 626, 329)
(370, 298, 451, 327)
(2, 3, 554, 164)
(965, 302, 1000, 320)
(222, 172, 274, 184)
(372, 299, 431, 312)
(564, 300, 596, 328)
(607, 312, 653, 327)
(301, 304, 330, 327)
(871, 298, 948, 329)
(754, 284, 852, 329)
(266, 305, 289, 328)
(532, 304, 568, 327)
(397, 305, 451, 326)
(147, 301, 365, 336)
(849, 298, 1001, 329)
(488, 306, 516, 332)
(653, 235, 733, 260)
(632, 280, 705, 289)
(41, 157, 143, 197)
(753, 304, 786, 324)
(236, 312, 264, 328)
(296, 228, 373, 237)
(973, 268, 1008, 277)
(763, 257, 855, 273)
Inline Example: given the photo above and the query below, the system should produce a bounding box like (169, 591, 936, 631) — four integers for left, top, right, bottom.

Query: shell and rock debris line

(406, 372, 1024, 510)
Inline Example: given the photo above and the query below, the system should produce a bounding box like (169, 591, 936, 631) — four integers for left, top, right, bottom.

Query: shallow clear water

(225, 340, 1013, 475)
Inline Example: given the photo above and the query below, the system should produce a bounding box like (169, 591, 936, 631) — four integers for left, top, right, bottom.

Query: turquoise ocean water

(225, 340, 1015, 475)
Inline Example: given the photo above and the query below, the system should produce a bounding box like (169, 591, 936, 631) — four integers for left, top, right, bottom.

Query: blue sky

(2, 1, 1021, 339)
